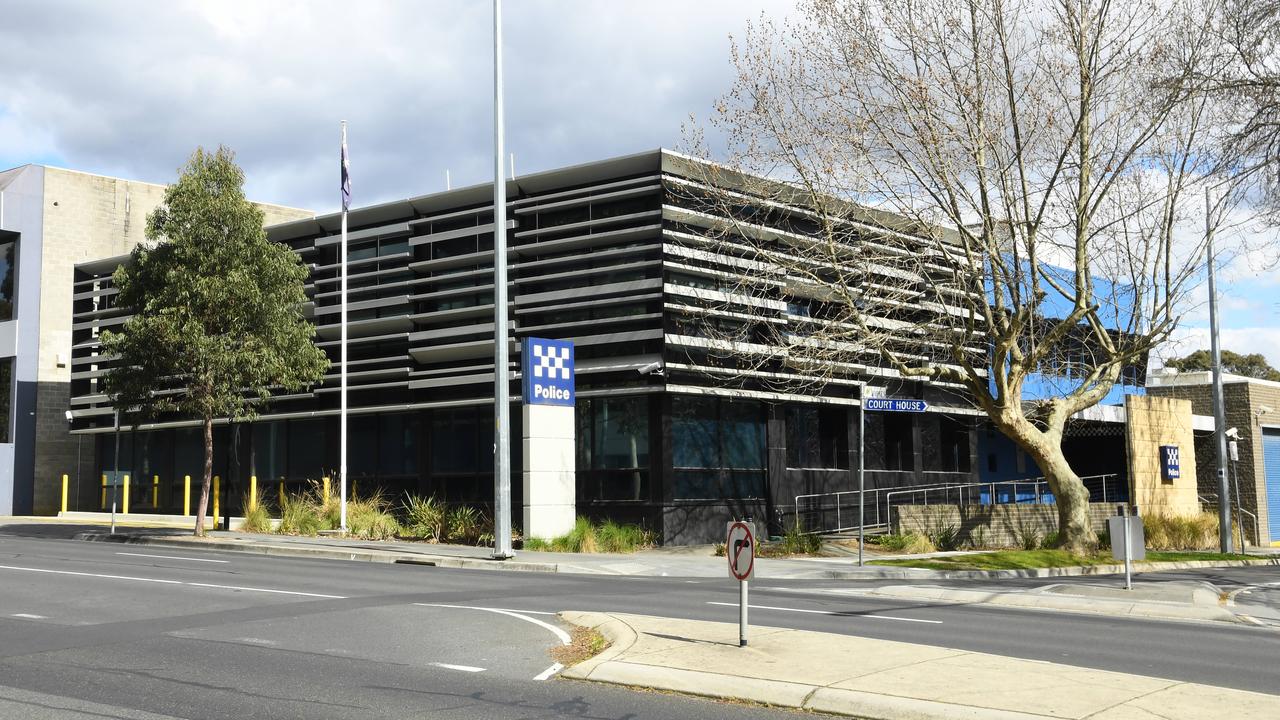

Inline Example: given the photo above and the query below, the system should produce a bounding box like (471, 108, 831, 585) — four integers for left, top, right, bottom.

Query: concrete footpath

(560, 611, 1280, 719)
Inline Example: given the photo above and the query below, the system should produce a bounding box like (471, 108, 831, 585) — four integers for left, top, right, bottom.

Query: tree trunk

(1031, 444, 1097, 554)
(193, 416, 213, 537)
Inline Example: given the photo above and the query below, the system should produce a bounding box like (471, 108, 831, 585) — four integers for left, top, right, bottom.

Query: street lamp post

(1205, 187, 1233, 553)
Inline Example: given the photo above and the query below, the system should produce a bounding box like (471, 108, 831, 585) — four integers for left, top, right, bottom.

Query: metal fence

(794, 473, 1120, 535)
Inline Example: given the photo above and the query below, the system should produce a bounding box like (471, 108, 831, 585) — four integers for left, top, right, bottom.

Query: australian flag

(341, 128, 351, 212)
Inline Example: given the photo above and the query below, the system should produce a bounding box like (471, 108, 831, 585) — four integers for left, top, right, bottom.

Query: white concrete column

(522, 403, 576, 539)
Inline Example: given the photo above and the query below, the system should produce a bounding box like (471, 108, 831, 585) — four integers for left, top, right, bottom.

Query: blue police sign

(521, 337, 575, 407)
(1160, 445, 1180, 481)
(864, 398, 928, 413)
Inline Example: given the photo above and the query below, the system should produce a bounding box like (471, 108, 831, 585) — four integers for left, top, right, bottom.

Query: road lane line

(0, 564, 183, 585)
(430, 663, 486, 673)
(116, 552, 229, 564)
(187, 583, 346, 599)
(414, 603, 571, 644)
(0, 564, 344, 599)
(534, 662, 564, 681)
(11, 614, 46, 620)
(706, 601, 943, 624)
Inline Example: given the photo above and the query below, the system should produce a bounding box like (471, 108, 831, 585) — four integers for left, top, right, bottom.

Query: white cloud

(0, 0, 795, 211)
(1156, 326, 1280, 367)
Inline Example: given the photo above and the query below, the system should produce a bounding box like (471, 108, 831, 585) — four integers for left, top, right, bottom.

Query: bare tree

(1212, 0, 1280, 218)
(680, 0, 1245, 552)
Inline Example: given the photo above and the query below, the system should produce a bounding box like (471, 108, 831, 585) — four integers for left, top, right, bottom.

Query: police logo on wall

(1160, 445, 1180, 481)
(522, 337, 575, 407)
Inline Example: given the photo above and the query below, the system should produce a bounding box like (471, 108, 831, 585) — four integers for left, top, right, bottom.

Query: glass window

(288, 419, 327, 480)
(379, 413, 418, 477)
(0, 358, 10, 443)
(671, 396, 766, 500)
(0, 237, 14, 322)
(349, 415, 378, 478)
(594, 397, 649, 469)
(864, 412, 914, 471)
(251, 421, 288, 481)
(431, 409, 477, 474)
(672, 396, 718, 469)
(921, 416, 971, 473)
(786, 405, 848, 468)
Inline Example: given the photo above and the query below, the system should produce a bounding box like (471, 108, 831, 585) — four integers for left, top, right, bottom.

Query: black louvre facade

(68, 150, 980, 544)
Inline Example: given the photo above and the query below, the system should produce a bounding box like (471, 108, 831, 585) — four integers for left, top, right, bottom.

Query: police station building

(68, 150, 980, 544)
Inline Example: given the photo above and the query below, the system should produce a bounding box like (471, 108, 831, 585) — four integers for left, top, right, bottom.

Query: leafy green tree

(101, 147, 328, 536)
(1167, 350, 1280, 382)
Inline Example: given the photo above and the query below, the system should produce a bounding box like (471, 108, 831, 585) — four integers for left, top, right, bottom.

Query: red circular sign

(726, 521, 755, 581)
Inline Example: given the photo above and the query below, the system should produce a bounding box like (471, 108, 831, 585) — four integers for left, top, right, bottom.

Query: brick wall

(895, 503, 1125, 548)
(1124, 395, 1198, 517)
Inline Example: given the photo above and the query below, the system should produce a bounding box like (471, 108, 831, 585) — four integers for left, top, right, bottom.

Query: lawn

(869, 549, 1258, 571)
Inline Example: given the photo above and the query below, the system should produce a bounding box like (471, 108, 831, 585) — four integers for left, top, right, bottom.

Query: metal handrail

(1198, 493, 1261, 547)
(793, 473, 1119, 535)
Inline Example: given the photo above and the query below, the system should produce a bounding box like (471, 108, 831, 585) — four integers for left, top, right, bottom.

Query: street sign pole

(1121, 506, 1132, 591)
(727, 521, 755, 647)
(858, 396, 865, 567)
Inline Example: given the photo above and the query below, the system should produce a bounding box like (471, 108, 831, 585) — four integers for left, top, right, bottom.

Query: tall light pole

(491, 0, 513, 558)
(1206, 186, 1233, 553)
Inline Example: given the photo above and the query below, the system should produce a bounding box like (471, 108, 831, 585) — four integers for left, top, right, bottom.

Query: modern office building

(68, 150, 984, 544)
(0, 163, 312, 516)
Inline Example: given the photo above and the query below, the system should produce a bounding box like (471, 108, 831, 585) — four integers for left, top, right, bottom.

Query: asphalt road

(1, 534, 1278, 719)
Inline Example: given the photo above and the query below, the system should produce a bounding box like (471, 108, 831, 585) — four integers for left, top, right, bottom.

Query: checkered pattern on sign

(532, 344, 571, 380)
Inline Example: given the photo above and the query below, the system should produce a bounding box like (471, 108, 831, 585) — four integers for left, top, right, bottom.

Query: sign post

(726, 520, 755, 647)
(1108, 505, 1145, 590)
(862, 397, 928, 564)
(520, 337, 577, 542)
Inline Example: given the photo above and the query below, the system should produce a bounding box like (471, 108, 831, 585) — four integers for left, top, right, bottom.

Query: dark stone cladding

(67, 150, 982, 544)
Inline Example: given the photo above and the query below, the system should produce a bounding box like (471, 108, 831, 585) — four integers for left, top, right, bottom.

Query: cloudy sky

(1, 0, 1276, 366)
(0, 0, 789, 210)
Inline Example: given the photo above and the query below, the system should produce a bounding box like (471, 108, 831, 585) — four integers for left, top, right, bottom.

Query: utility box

(1108, 515, 1146, 562)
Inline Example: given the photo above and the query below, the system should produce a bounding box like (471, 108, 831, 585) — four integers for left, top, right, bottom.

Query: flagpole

(491, 0, 513, 558)
(339, 120, 349, 534)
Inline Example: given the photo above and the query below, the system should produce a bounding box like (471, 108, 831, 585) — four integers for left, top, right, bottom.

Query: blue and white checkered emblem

(522, 337, 575, 406)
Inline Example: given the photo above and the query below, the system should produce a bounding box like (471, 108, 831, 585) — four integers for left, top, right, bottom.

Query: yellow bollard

(183, 475, 191, 516)
(122, 474, 130, 514)
(249, 475, 257, 511)
(101, 474, 107, 509)
(322, 476, 330, 505)
(278, 481, 285, 508)
(152, 475, 159, 508)
(61, 474, 69, 514)
(212, 476, 220, 527)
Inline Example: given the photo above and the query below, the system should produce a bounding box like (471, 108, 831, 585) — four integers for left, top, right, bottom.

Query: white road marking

(0, 564, 344, 599)
(706, 601, 943, 624)
(414, 603, 572, 645)
(116, 552, 229, 564)
(534, 662, 564, 681)
(430, 663, 486, 673)
(187, 582, 346, 599)
(11, 613, 46, 620)
(0, 564, 183, 585)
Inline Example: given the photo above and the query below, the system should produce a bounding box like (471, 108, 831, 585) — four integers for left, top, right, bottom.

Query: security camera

(637, 361, 664, 376)
(1226, 427, 1240, 440)
(1259, 405, 1276, 415)
(64, 410, 73, 422)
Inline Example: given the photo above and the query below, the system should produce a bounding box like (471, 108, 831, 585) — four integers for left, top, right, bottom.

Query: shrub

(1010, 515, 1043, 551)
(1040, 530, 1060, 550)
(773, 522, 821, 555)
(920, 508, 962, 551)
(596, 520, 655, 553)
(446, 505, 484, 545)
(239, 484, 272, 534)
(876, 532, 935, 554)
(1143, 512, 1218, 550)
(346, 491, 400, 540)
(526, 517, 654, 553)
(278, 491, 325, 536)
(403, 495, 447, 542)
